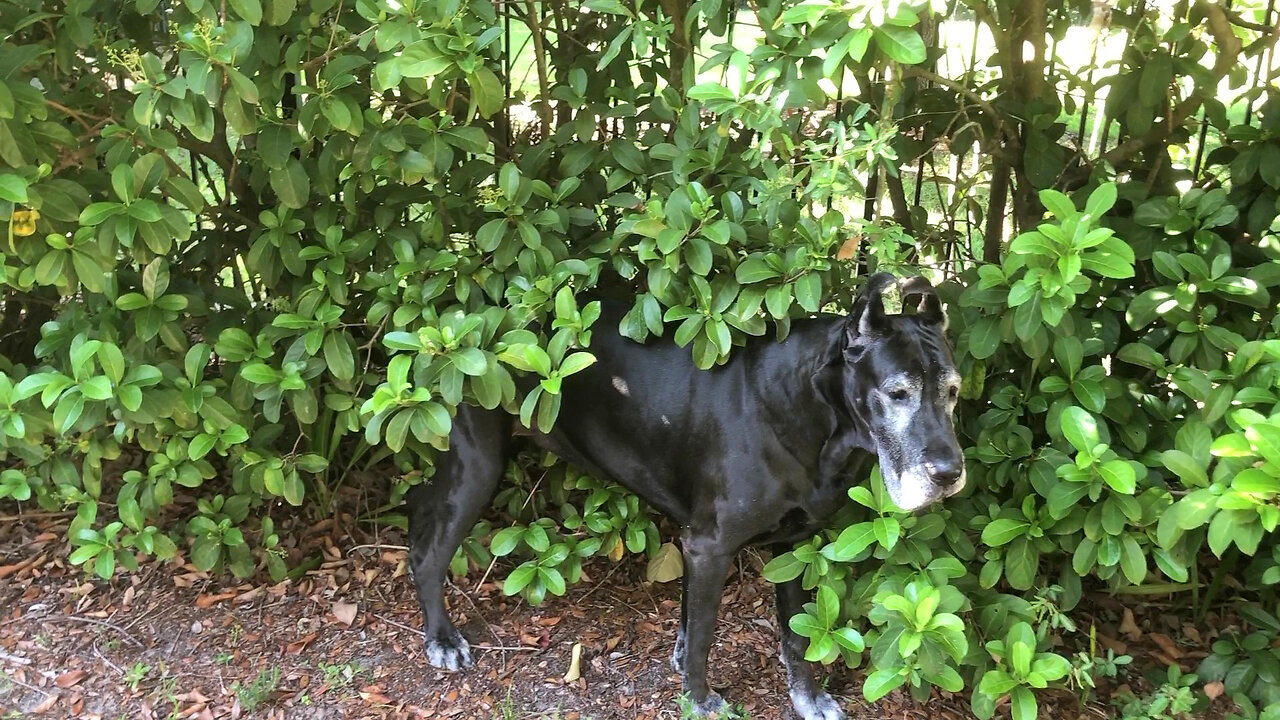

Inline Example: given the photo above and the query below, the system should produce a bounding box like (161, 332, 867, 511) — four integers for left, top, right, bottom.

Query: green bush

(3, 0, 1280, 718)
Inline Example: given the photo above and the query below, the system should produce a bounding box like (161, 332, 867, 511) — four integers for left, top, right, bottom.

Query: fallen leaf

(195, 591, 237, 608)
(286, 632, 318, 654)
(55, 669, 88, 688)
(1119, 608, 1141, 641)
(1149, 632, 1182, 659)
(646, 543, 683, 584)
(563, 642, 583, 683)
(1096, 633, 1128, 655)
(1205, 681, 1224, 700)
(332, 602, 358, 626)
(33, 693, 59, 713)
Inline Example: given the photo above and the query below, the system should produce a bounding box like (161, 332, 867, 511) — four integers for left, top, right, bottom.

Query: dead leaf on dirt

(55, 669, 88, 688)
(195, 591, 237, 608)
(32, 693, 59, 713)
(1149, 632, 1182, 659)
(1205, 681, 1225, 700)
(1119, 608, 1141, 641)
(1097, 633, 1128, 654)
(646, 542, 683, 584)
(563, 642, 583, 683)
(287, 632, 318, 654)
(359, 684, 392, 704)
(332, 602, 358, 626)
(535, 616, 562, 627)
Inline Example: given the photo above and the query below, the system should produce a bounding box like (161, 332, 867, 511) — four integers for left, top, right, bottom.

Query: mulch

(0, 504, 1238, 720)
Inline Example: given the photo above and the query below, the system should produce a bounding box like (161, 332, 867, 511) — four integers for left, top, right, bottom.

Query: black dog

(407, 273, 965, 719)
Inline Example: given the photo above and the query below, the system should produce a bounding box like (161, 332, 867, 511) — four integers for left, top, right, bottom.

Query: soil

(0, 505, 1232, 720)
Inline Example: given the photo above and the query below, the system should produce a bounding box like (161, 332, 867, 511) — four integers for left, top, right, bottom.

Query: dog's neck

(745, 317, 876, 480)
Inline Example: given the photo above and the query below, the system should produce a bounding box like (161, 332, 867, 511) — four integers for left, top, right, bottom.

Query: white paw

(790, 688, 845, 720)
(426, 636, 472, 671)
(687, 692, 739, 718)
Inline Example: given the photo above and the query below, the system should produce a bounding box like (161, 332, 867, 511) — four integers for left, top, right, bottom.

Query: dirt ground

(0, 504, 1231, 720)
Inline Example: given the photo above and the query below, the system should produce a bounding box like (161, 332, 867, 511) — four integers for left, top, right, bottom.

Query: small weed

(232, 667, 280, 712)
(215, 651, 235, 665)
(228, 624, 244, 648)
(494, 689, 518, 720)
(318, 661, 367, 690)
(123, 662, 151, 691)
(1115, 665, 1202, 720)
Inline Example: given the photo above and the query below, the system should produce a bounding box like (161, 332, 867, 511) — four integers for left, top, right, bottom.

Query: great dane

(407, 272, 966, 719)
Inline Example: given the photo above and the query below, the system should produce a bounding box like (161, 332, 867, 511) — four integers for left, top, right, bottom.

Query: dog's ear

(899, 276, 946, 328)
(846, 272, 897, 341)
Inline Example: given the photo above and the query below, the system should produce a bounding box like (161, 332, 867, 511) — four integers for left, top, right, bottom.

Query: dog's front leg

(774, 562, 845, 720)
(678, 535, 735, 717)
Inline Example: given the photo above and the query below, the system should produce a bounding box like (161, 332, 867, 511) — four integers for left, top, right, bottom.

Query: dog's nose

(927, 461, 964, 487)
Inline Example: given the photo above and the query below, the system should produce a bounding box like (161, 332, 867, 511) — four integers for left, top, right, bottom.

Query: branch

(1098, 0, 1242, 169)
(522, 0, 554, 133)
(899, 66, 1017, 147)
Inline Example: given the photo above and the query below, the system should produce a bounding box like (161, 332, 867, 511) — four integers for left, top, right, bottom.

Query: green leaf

(1008, 681, 1039, 717)
(1246, 423, 1280, 466)
(735, 257, 779, 283)
(1119, 534, 1146, 584)
(451, 347, 488, 376)
(1004, 537, 1039, 590)
(967, 316, 1002, 359)
(1059, 406, 1100, 454)
(981, 518, 1030, 546)
(1084, 182, 1117, 219)
(1099, 461, 1136, 494)
(0, 173, 28, 203)
(816, 585, 839, 627)
(80, 202, 125, 226)
(1160, 450, 1207, 486)
(490, 527, 523, 556)
(762, 551, 805, 583)
(504, 563, 538, 595)
(873, 516, 901, 550)
(468, 66, 504, 117)
(794, 273, 822, 312)
(269, 159, 310, 210)
(873, 25, 926, 64)
(228, 0, 262, 23)
(863, 668, 906, 702)
(558, 352, 597, 377)
(323, 333, 355, 381)
(826, 522, 876, 561)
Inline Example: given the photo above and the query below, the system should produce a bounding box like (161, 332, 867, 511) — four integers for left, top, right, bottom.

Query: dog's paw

(685, 692, 741, 719)
(425, 635, 472, 671)
(790, 688, 845, 720)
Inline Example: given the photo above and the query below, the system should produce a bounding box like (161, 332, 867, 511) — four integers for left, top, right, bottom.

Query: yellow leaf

(562, 642, 582, 683)
(11, 208, 38, 237)
(645, 542, 684, 583)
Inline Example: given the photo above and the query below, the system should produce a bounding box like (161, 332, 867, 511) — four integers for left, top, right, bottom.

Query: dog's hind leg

(677, 533, 736, 716)
(773, 546, 846, 720)
(407, 405, 509, 671)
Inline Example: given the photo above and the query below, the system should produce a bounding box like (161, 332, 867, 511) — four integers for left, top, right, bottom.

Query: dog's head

(840, 273, 964, 511)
